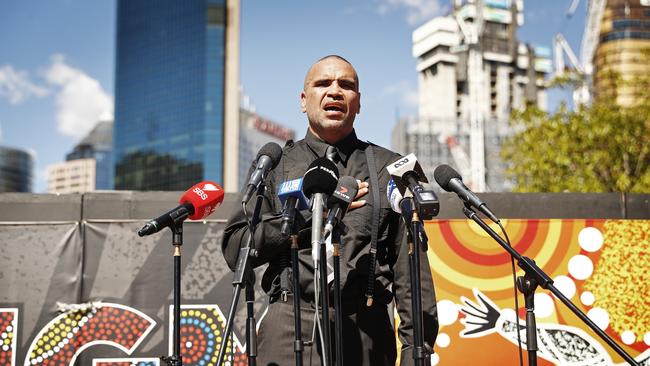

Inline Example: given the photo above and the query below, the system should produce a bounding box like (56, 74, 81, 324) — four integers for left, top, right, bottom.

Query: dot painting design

(25, 303, 155, 365)
(174, 306, 247, 366)
(583, 221, 650, 347)
(0, 309, 17, 366)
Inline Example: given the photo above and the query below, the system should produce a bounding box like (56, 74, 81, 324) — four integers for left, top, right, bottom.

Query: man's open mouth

(324, 104, 345, 113)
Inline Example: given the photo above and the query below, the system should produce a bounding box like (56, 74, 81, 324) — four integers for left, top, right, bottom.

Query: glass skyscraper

(0, 145, 33, 192)
(113, 0, 227, 190)
(66, 119, 113, 190)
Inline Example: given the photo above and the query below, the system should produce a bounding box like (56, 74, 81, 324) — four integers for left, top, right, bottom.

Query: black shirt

(221, 129, 438, 351)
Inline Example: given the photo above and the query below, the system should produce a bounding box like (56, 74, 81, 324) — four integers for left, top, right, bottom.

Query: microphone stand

(461, 204, 640, 366)
(290, 213, 305, 366)
(312, 193, 332, 366)
(217, 184, 265, 366)
(161, 218, 185, 366)
(401, 197, 430, 366)
(331, 224, 346, 366)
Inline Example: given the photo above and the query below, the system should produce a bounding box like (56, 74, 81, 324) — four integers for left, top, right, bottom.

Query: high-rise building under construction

(593, 0, 650, 106)
(392, 0, 550, 191)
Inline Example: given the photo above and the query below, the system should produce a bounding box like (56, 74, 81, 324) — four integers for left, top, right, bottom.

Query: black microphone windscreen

(257, 142, 283, 168)
(434, 164, 462, 192)
(302, 158, 339, 197)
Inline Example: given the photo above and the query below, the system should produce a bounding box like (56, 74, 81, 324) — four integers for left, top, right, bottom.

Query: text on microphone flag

(279, 178, 302, 194)
(304, 165, 338, 182)
(182, 181, 224, 220)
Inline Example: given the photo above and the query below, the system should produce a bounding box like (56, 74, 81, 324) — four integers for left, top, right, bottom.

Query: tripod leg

(332, 243, 343, 366)
(246, 284, 258, 366)
(291, 236, 304, 366)
(319, 243, 332, 366)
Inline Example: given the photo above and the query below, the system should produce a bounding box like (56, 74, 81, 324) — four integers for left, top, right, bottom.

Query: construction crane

(438, 133, 475, 188)
(578, 0, 607, 76)
(552, 0, 607, 106)
(553, 33, 590, 105)
(438, 133, 492, 191)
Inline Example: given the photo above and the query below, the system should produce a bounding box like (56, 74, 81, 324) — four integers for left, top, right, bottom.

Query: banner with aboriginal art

(1, 216, 648, 365)
(423, 219, 649, 366)
(0, 220, 255, 366)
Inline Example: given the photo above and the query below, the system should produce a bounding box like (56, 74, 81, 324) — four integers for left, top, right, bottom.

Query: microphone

(386, 153, 427, 193)
(387, 178, 415, 218)
(386, 154, 440, 220)
(138, 181, 225, 236)
(323, 176, 359, 240)
(387, 179, 429, 249)
(301, 158, 340, 198)
(434, 164, 499, 223)
(387, 178, 406, 213)
(301, 158, 339, 264)
(277, 178, 310, 237)
(242, 142, 283, 203)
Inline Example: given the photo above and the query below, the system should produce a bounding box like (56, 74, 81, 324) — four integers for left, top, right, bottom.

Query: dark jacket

(222, 129, 438, 364)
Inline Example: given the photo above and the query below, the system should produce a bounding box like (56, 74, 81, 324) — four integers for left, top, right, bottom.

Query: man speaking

(222, 55, 438, 366)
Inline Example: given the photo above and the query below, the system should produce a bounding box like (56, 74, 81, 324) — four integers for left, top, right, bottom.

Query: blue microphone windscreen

(278, 178, 309, 210)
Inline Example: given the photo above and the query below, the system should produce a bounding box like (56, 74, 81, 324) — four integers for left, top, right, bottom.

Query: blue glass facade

(113, 0, 226, 190)
(0, 146, 33, 192)
(67, 120, 113, 190)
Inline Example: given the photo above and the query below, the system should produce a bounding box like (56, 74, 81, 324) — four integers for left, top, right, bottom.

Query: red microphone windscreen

(180, 181, 225, 220)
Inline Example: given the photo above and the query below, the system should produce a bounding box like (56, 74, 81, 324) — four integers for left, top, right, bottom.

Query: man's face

(300, 58, 361, 143)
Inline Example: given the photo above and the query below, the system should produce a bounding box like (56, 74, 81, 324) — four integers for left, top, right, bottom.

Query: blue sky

(0, 0, 585, 192)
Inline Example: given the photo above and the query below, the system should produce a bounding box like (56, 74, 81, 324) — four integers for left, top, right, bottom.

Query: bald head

(303, 55, 359, 91)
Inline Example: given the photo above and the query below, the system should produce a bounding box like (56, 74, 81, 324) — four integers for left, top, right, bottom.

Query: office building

(0, 145, 33, 192)
(47, 116, 113, 194)
(113, 0, 240, 191)
(393, 0, 550, 191)
(47, 159, 96, 194)
(66, 117, 113, 190)
(593, 0, 650, 106)
(238, 108, 295, 188)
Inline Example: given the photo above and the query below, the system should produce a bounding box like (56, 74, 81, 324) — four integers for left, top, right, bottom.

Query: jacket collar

(304, 129, 363, 164)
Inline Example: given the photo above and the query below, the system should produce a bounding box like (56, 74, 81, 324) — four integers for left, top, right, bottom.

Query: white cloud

(0, 65, 49, 104)
(382, 80, 419, 107)
(376, 0, 446, 26)
(44, 54, 114, 138)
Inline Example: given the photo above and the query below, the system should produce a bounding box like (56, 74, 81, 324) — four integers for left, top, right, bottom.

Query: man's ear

(357, 92, 361, 114)
(300, 91, 307, 113)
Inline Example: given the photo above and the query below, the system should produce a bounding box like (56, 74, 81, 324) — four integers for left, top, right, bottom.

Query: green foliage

(546, 72, 584, 89)
(501, 100, 650, 192)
